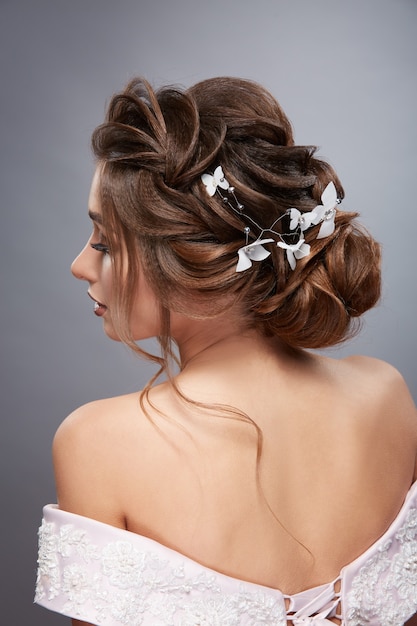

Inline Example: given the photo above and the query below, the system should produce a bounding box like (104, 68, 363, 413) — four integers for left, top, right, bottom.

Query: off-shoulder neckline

(44, 479, 417, 598)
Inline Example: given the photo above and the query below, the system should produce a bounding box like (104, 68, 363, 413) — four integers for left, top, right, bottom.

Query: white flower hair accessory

(277, 239, 311, 271)
(236, 237, 275, 272)
(201, 166, 230, 197)
(313, 181, 338, 239)
(201, 167, 341, 272)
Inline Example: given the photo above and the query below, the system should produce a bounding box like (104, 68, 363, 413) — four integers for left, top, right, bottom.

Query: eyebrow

(88, 210, 103, 224)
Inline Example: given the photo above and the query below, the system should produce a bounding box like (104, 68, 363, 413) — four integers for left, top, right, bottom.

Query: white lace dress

(35, 482, 417, 625)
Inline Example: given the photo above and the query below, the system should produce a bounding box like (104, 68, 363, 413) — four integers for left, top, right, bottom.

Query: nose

(71, 242, 93, 281)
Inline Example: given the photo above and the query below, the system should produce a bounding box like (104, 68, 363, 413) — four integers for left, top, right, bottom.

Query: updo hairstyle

(92, 77, 380, 351)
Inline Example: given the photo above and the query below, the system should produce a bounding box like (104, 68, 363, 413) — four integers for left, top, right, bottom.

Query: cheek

(129, 280, 162, 340)
(101, 256, 113, 297)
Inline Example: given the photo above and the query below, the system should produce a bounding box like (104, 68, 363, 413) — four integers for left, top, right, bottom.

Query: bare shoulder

(342, 353, 407, 379)
(54, 392, 141, 440)
(53, 393, 144, 462)
(341, 355, 416, 411)
(53, 391, 151, 525)
(337, 355, 417, 477)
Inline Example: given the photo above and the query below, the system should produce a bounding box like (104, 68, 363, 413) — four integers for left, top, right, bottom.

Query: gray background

(1, 1, 416, 623)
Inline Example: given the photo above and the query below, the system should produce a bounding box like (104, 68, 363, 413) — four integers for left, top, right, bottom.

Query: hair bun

(255, 216, 381, 349)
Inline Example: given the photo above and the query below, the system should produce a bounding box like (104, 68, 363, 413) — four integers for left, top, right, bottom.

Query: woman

(35, 77, 417, 625)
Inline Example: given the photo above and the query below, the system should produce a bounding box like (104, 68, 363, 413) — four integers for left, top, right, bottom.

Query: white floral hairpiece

(201, 166, 340, 272)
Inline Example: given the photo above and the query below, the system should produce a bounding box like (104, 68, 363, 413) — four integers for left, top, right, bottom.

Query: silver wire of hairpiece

(201, 165, 341, 272)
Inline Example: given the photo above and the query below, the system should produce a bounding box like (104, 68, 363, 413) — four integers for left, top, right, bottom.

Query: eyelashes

(90, 242, 110, 254)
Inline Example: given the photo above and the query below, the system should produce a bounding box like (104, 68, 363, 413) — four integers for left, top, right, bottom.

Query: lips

(88, 292, 107, 317)
(93, 301, 107, 317)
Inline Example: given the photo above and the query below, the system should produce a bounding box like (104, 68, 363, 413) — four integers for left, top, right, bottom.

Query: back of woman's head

(92, 76, 381, 350)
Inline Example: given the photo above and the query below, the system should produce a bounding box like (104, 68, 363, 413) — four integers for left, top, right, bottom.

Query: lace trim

(35, 504, 417, 625)
(346, 507, 417, 625)
(35, 519, 287, 625)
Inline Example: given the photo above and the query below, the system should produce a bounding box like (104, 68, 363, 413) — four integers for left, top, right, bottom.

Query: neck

(171, 314, 254, 369)
(172, 316, 296, 378)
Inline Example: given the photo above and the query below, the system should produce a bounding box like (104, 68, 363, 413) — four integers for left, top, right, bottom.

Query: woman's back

(53, 333, 417, 596)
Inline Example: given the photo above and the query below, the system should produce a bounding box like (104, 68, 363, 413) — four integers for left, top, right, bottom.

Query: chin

(102, 320, 122, 342)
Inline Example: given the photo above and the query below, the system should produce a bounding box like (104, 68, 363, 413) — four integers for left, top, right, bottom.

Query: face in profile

(71, 168, 161, 342)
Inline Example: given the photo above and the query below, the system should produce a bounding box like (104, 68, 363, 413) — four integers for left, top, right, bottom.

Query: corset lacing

(285, 576, 342, 625)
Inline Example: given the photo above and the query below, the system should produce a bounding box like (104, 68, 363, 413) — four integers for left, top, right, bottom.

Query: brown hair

(92, 76, 380, 359)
